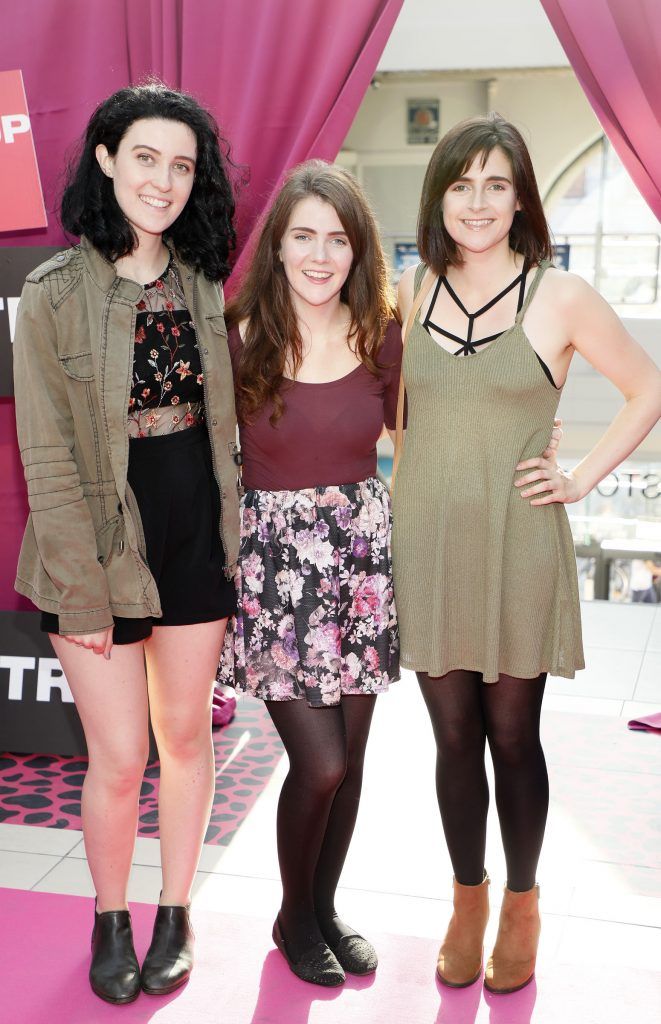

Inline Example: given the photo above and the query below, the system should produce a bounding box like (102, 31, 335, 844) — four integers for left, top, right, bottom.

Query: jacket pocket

(205, 314, 228, 337)
(59, 351, 95, 381)
(95, 516, 125, 568)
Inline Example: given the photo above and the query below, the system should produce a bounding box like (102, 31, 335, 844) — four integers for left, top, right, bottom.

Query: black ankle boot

(90, 907, 141, 1004)
(141, 904, 194, 995)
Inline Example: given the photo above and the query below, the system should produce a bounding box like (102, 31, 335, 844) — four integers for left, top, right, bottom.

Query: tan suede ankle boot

(484, 883, 541, 994)
(436, 874, 490, 987)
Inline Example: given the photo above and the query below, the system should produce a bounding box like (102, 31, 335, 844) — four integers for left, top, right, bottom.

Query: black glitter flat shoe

(272, 916, 345, 987)
(325, 926, 378, 976)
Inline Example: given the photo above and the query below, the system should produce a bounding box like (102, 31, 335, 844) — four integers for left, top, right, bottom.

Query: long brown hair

(227, 160, 395, 424)
(417, 112, 553, 275)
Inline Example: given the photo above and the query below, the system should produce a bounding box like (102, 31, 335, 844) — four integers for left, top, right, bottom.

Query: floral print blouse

(128, 258, 204, 437)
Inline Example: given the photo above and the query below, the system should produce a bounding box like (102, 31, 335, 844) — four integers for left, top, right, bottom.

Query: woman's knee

(433, 719, 486, 766)
(488, 728, 543, 770)
(154, 714, 212, 762)
(87, 744, 149, 796)
(290, 754, 347, 798)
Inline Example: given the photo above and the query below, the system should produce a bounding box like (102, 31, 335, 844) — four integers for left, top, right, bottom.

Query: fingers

(519, 479, 555, 498)
(515, 472, 545, 488)
(514, 462, 551, 487)
(529, 493, 559, 506)
(62, 630, 113, 657)
(514, 459, 564, 501)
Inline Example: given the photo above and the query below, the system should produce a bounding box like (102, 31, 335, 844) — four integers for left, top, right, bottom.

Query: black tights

(265, 694, 376, 958)
(418, 670, 548, 892)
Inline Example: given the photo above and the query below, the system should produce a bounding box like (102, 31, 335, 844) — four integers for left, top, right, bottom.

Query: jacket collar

(79, 236, 192, 302)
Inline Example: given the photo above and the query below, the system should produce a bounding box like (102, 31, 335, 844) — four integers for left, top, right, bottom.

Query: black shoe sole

(342, 963, 378, 977)
(90, 983, 141, 1004)
(141, 974, 191, 996)
(272, 918, 345, 987)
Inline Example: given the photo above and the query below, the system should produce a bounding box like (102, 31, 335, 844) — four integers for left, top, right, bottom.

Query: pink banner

(0, 71, 46, 232)
(540, 0, 661, 219)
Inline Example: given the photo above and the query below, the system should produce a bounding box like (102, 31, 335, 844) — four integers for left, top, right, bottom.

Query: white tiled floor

(1, 600, 660, 1018)
(635, 650, 661, 700)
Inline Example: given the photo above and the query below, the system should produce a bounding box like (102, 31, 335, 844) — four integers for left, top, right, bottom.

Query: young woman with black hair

(13, 82, 240, 1003)
(393, 113, 661, 995)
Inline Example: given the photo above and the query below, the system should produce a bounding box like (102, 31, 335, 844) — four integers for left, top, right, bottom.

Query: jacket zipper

(193, 276, 229, 574)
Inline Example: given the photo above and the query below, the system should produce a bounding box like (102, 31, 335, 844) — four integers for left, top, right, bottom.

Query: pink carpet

(3, 888, 661, 1024)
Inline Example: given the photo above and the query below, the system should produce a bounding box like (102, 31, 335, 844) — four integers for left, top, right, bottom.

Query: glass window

(546, 138, 661, 315)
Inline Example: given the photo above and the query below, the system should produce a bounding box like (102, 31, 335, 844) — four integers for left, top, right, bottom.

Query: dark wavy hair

(227, 160, 396, 425)
(61, 81, 236, 281)
(418, 112, 553, 274)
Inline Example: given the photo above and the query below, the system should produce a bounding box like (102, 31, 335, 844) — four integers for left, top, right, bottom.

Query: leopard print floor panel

(0, 700, 283, 846)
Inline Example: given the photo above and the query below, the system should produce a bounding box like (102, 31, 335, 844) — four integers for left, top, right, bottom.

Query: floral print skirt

(218, 477, 400, 707)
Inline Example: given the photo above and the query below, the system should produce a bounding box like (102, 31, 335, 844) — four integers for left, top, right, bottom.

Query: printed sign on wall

(0, 611, 86, 755)
(407, 98, 440, 145)
(0, 70, 47, 233)
(0, 246, 59, 397)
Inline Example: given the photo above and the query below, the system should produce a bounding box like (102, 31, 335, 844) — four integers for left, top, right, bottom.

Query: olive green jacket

(13, 238, 240, 634)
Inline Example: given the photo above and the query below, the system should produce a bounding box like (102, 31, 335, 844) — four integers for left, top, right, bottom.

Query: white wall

(379, 0, 568, 72)
(341, 70, 601, 253)
(343, 71, 600, 198)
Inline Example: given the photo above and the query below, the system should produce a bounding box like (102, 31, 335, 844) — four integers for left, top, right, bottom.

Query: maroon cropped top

(227, 319, 402, 491)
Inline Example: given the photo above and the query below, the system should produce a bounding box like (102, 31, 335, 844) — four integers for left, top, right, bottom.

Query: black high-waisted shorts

(41, 424, 236, 645)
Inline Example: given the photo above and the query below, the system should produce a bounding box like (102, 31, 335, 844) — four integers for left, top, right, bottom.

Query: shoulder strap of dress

(413, 260, 428, 293)
(515, 259, 552, 324)
(392, 263, 436, 490)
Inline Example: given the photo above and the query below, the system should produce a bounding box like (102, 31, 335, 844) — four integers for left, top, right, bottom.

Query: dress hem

(229, 674, 400, 707)
(399, 657, 584, 682)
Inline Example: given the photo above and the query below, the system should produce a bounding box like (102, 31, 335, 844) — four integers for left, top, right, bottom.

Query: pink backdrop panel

(0, 0, 403, 609)
(0, 0, 403, 252)
(540, 0, 661, 219)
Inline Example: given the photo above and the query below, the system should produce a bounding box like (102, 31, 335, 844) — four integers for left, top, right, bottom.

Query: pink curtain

(540, 0, 661, 219)
(2, 0, 402, 251)
(0, 0, 403, 609)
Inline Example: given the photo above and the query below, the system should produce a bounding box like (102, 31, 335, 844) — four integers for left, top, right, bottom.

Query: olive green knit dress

(392, 261, 584, 682)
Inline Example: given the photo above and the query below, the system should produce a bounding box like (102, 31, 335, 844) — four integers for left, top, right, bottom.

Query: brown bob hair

(227, 160, 395, 424)
(417, 112, 553, 274)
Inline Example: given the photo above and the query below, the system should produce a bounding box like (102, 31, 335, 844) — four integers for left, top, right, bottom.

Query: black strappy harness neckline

(421, 262, 559, 387)
(422, 264, 529, 357)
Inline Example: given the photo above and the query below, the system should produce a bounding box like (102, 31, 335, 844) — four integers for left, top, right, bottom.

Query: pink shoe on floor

(211, 690, 236, 728)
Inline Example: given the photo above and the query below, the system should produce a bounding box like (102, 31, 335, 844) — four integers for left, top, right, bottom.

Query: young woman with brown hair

(393, 113, 661, 994)
(218, 160, 401, 986)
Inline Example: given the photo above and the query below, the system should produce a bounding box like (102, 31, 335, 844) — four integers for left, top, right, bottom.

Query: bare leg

(145, 619, 227, 905)
(49, 636, 149, 912)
